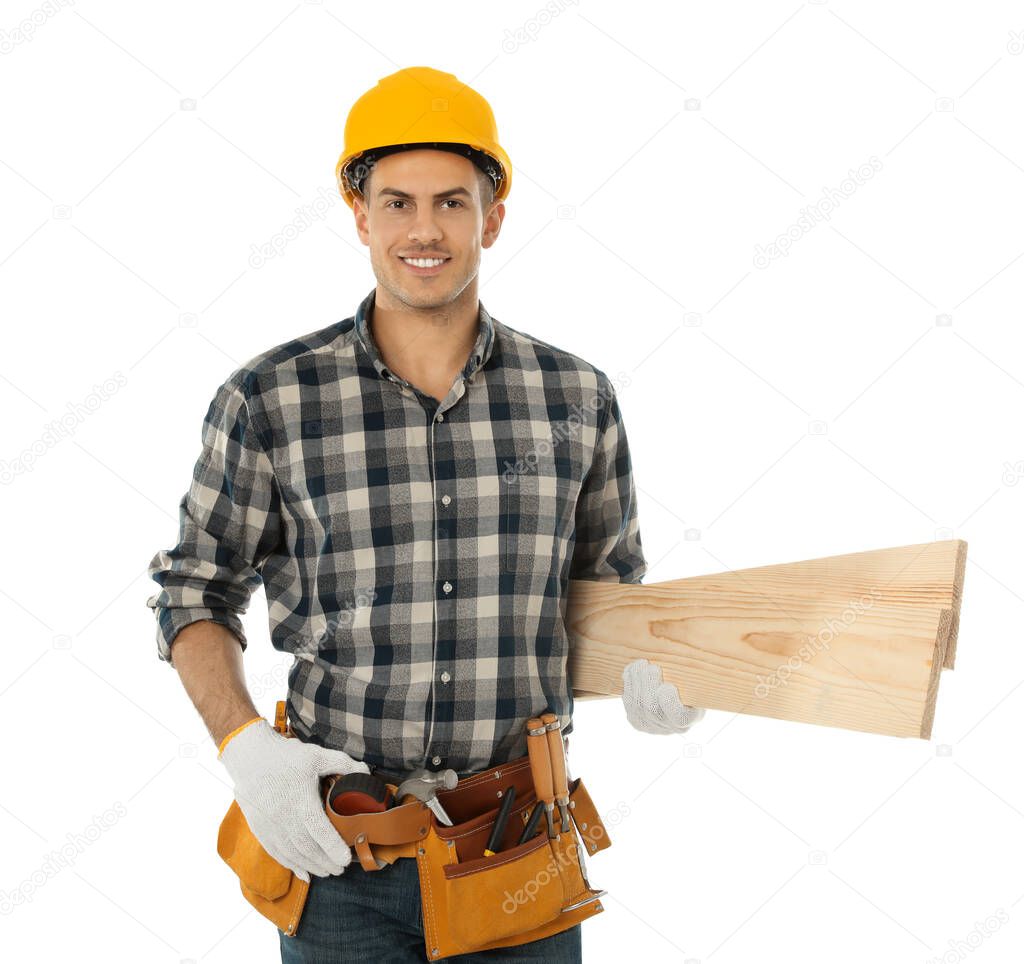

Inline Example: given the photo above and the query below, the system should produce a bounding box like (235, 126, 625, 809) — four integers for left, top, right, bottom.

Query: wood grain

(566, 540, 966, 739)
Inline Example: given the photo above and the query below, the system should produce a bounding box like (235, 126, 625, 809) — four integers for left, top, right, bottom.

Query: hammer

(395, 768, 458, 826)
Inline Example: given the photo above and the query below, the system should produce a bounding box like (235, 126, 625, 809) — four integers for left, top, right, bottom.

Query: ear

(353, 195, 371, 246)
(481, 200, 506, 250)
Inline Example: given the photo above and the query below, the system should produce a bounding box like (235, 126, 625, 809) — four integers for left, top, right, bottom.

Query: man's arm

(145, 373, 369, 881)
(568, 377, 646, 706)
(170, 619, 259, 749)
(172, 617, 369, 881)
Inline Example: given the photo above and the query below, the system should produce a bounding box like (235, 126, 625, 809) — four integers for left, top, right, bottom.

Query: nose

(407, 206, 443, 247)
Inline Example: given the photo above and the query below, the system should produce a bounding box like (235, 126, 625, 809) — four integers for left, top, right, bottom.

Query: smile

(399, 256, 450, 276)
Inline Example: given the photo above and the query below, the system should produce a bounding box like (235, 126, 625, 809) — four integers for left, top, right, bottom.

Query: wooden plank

(566, 540, 966, 739)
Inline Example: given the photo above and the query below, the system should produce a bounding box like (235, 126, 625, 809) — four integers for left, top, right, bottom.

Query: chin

(389, 274, 459, 308)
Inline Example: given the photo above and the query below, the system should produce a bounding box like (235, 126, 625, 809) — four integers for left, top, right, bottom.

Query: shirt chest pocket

(499, 464, 577, 573)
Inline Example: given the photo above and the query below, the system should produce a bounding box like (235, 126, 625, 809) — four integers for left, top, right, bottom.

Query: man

(146, 66, 704, 962)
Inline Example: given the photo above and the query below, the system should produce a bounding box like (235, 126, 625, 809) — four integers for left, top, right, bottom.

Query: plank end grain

(942, 539, 968, 670)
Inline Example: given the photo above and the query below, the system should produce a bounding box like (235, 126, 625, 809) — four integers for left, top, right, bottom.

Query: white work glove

(219, 719, 371, 881)
(622, 658, 706, 734)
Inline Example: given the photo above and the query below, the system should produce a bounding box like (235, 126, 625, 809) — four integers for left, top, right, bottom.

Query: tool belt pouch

(217, 703, 613, 955)
(215, 704, 311, 936)
(216, 799, 311, 937)
(365, 754, 613, 960)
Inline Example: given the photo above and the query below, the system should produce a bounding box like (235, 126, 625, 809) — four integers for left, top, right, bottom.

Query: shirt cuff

(153, 607, 248, 663)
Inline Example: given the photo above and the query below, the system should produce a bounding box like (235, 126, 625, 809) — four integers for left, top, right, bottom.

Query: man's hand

(219, 719, 370, 881)
(621, 658, 706, 735)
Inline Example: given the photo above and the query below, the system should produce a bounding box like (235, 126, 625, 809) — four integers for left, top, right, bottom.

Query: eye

(386, 200, 407, 209)
(441, 199, 463, 209)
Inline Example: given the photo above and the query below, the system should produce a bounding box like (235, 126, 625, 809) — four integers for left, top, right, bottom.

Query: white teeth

(402, 257, 446, 267)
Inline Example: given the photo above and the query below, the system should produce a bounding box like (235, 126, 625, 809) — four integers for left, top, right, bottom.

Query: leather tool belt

(217, 701, 612, 960)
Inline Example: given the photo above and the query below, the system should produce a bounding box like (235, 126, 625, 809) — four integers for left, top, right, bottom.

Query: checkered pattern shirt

(146, 288, 646, 775)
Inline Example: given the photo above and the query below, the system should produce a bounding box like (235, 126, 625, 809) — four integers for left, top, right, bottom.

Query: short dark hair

(362, 163, 496, 208)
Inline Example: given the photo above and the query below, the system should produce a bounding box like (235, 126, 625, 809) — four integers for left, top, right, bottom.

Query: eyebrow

(377, 187, 472, 200)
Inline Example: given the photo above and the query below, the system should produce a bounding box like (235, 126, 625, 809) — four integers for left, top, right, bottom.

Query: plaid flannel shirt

(146, 288, 646, 775)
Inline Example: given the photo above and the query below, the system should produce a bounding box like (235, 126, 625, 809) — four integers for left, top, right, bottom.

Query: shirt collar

(353, 288, 496, 383)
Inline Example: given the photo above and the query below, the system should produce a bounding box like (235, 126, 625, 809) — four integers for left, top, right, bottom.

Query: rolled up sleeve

(146, 373, 281, 663)
(569, 379, 647, 584)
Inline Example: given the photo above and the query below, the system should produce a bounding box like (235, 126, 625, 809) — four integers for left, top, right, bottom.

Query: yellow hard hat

(335, 66, 512, 209)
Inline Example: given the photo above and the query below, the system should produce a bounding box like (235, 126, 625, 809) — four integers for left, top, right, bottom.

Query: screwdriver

(516, 799, 545, 846)
(483, 784, 517, 857)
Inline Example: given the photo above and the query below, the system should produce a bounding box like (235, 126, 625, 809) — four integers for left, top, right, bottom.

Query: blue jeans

(278, 854, 583, 963)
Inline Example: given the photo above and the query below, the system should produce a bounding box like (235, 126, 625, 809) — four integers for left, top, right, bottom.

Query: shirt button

(440, 671, 451, 683)
(442, 581, 453, 593)
(432, 755, 442, 766)
(436, 413, 444, 422)
(441, 494, 451, 506)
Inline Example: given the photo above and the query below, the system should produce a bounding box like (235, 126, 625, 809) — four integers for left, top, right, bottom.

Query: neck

(370, 281, 481, 379)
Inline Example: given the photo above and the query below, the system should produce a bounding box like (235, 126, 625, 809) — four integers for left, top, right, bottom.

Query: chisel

(540, 711, 570, 833)
(526, 716, 556, 838)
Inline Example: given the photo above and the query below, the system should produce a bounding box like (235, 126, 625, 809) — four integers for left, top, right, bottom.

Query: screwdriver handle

(517, 799, 545, 846)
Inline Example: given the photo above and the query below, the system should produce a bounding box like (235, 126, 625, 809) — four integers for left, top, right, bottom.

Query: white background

(2, 2, 1022, 962)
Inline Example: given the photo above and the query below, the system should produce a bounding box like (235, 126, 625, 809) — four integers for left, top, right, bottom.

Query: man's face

(353, 149, 504, 311)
